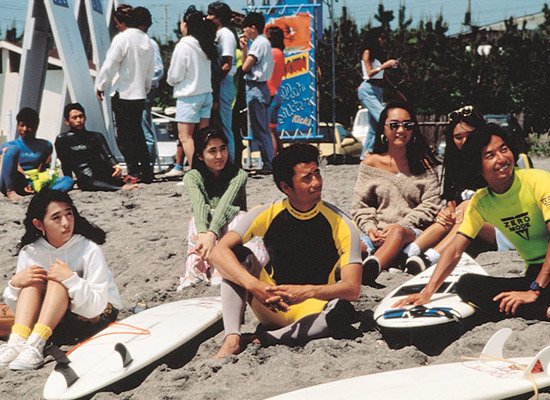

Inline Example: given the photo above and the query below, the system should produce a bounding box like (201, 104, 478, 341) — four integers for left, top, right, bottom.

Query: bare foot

(214, 334, 242, 358)
(6, 190, 23, 201)
(121, 183, 138, 190)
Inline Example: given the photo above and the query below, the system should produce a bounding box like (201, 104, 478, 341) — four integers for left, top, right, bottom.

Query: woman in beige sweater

(351, 102, 440, 285)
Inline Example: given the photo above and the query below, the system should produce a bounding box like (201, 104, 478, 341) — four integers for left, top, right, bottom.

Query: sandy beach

(1, 157, 549, 400)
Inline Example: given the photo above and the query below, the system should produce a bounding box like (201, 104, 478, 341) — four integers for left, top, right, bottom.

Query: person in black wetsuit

(55, 103, 136, 191)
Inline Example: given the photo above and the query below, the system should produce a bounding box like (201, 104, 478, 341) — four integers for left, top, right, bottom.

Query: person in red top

(267, 27, 285, 156)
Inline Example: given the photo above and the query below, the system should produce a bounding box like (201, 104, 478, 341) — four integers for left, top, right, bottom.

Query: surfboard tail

(525, 346, 550, 376)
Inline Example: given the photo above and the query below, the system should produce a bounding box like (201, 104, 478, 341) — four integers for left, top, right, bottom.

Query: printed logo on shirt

(70, 145, 87, 151)
(501, 212, 531, 240)
(541, 196, 550, 209)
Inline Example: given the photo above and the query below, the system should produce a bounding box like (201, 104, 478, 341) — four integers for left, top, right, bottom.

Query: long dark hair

(372, 102, 436, 175)
(363, 27, 387, 62)
(18, 190, 106, 252)
(184, 10, 218, 61)
(442, 106, 485, 202)
(192, 127, 239, 192)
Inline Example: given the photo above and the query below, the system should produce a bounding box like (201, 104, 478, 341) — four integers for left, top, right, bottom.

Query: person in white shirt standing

(241, 12, 274, 175)
(207, 2, 237, 165)
(95, 6, 155, 183)
(167, 6, 217, 169)
(136, 6, 165, 170)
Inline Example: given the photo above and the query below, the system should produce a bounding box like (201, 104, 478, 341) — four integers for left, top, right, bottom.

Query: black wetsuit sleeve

(94, 132, 118, 167)
(55, 136, 74, 178)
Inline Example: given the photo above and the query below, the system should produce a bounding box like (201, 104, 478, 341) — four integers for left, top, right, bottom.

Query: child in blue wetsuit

(1, 108, 72, 201)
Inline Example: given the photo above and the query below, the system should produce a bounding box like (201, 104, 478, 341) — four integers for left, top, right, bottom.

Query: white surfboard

(43, 297, 222, 400)
(267, 328, 550, 400)
(374, 253, 487, 329)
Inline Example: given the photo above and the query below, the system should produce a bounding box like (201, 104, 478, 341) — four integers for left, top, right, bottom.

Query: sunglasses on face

(385, 121, 416, 131)
(448, 105, 474, 121)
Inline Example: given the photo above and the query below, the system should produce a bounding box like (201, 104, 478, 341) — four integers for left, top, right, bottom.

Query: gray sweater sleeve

(350, 165, 379, 234)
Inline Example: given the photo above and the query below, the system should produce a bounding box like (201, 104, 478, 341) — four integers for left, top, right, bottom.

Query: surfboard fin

(481, 328, 512, 358)
(46, 345, 79, 387)
(524, 346, 550, 377)
(115, 342, 133, 367)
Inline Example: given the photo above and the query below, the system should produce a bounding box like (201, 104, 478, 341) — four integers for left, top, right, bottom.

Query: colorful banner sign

(248, 2, 321, 140)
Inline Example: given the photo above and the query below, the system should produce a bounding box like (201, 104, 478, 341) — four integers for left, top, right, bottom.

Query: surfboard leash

(461, 353, 540, 399)
(66, 322, 151, 356)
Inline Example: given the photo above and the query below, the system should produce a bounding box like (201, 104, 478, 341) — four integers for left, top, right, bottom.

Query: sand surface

(1, 157, 549, 399)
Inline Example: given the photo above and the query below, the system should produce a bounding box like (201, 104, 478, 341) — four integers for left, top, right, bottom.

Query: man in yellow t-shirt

(395, 123, 550, 321)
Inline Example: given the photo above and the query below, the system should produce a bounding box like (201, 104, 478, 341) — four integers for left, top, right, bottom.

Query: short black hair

(267, 26, 285, 51)
(16, 107, 40, 128)
(272, 143, 319, 192)
(462, 122, 518, 186)
(63, 102, 86, 120)
(243, 12, 265, 33)
(134, 6, 152, 30)
(208, 2, 232, 25)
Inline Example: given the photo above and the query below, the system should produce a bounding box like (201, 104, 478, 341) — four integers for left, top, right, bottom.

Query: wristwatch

(529, 281, 543, 292)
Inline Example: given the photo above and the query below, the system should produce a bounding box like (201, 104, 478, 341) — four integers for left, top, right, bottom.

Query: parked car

(152, 117, 178, 169)
(314, 122, 363, 164)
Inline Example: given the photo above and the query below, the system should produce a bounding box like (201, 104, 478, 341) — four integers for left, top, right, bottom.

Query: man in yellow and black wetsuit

(210, 143, 363, 358)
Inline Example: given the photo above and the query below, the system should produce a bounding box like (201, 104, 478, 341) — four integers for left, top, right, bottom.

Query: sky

(0, 1, 547, 43)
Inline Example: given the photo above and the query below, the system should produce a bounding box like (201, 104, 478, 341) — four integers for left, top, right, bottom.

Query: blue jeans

(219, 75, 236, 164)
(246, 81, 273, 171)
(142, 88, 158, 167)
(357, 81, 384, 156)
(268, 92, 283, 127)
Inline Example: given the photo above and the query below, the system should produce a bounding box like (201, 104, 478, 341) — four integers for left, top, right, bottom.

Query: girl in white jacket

(0, 189, 122, 370)
(167, 7, 217, 169)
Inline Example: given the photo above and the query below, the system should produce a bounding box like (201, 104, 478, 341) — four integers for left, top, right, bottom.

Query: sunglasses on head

(386, 121, 415, 131)
(448, 105, 474, 121)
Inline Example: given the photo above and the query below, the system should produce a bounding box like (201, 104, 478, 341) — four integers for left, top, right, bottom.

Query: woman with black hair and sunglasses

(395, 124, 550, 322)
(351, 102, 440, 285)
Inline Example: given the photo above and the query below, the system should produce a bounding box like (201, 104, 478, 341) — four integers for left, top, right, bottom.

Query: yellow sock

(11, 323, 31, 340)
(32, 323, 53, 341)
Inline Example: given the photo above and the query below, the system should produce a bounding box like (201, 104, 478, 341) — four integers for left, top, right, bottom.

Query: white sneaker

(164, 167, 185, 178)
(0, 342, 26, 367)
(9, 344, 44, 370)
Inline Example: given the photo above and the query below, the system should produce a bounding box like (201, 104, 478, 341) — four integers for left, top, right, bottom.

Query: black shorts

(49, 304, 119, 345)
